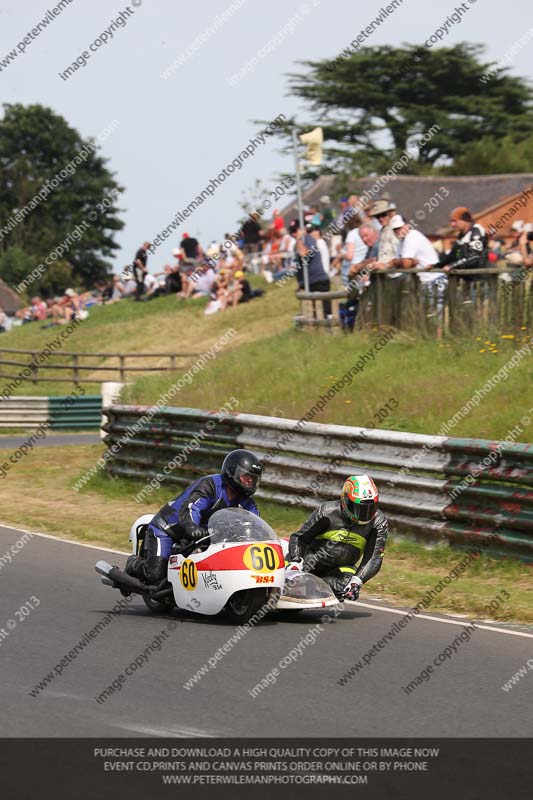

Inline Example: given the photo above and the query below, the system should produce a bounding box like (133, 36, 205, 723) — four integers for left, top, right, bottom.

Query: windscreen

(208, 507, 277, 544)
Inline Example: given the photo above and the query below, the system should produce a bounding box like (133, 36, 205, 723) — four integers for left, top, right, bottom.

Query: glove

(286, 559, 304, 572)
(190, 526, 208, 543)
(343, 575, 363, 601)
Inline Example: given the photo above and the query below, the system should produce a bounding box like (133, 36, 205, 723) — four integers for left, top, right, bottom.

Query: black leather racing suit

(288, 500, 388, 599)
(439, 223, 488, 278)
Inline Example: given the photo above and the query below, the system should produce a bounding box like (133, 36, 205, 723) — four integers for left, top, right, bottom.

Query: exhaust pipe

(150, 587, 174, 601)
(95, 560, 113, 577)
(108, 566, 151, 593)
(95, 561, 153, 594)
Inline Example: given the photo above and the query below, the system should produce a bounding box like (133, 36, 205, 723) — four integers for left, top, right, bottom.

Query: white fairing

(167, 508, 285, 616)
(123, 509, 339, 617)
(168, 542, 285, 616)
(128, 513, 155, 554)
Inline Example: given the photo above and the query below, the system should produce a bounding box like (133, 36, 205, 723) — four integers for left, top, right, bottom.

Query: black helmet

(221, 449, 262, 496)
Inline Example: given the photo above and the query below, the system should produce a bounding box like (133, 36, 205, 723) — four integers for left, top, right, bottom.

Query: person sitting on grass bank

(50, 288, 83, 324)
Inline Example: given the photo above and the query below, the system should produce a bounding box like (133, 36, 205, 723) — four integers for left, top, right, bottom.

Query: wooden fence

(0, 350, 198, 384)
(296, 268, 533, 336)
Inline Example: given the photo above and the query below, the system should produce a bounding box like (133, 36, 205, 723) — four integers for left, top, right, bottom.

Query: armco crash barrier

(102, 406, 533, 560)
(48, 395, 102, 430)
(0, 396, 102, 430)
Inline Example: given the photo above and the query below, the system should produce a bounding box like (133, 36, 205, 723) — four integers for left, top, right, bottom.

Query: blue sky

(1, 0, 532, 272)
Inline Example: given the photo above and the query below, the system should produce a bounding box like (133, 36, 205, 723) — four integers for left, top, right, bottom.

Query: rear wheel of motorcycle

(225, 589, 269, 624)
(143, 595, 175, 613)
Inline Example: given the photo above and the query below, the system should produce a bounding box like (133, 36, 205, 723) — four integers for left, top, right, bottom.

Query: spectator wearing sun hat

(369, 199, 400, 264)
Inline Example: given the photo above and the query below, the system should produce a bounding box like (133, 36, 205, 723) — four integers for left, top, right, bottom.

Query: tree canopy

(284, 43, 532, 176)
(0, 103, 123, 294)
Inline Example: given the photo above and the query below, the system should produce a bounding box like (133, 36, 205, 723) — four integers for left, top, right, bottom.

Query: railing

(0, 395, 102, 429)
(0, 349, 199, 384)
(296, 268, 533, 335)
(0, 397, 49, 428)
(102, 405, 533, 561)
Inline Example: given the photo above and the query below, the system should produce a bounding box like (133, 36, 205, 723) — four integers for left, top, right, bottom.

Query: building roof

(281, 174, 533, 236)
(0, 278, 22, 316)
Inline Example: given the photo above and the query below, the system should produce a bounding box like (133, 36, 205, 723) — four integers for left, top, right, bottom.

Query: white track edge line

(353, 601, 533, 639)
(0, 522, 127, 556)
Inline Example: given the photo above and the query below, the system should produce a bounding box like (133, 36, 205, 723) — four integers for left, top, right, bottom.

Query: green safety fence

(48, 395, 102, 430)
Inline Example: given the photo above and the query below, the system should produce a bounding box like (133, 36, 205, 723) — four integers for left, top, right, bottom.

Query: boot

(144, 556, 168, 585)
(125, 555, 145, 580)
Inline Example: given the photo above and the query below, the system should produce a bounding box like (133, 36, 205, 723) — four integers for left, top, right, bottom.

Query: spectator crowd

(2, 192, 532, 335)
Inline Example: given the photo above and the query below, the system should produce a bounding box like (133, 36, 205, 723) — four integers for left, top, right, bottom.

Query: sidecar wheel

(225, 589, 270, 624)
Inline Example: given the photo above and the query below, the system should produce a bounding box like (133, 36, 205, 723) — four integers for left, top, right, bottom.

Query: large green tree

(0, 103, 123, 288)
(446, 133, 533, 175)
(283, 43, 532, 176)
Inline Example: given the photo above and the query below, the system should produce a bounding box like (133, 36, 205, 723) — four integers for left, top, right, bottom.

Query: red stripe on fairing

(196, 542, 284, 572)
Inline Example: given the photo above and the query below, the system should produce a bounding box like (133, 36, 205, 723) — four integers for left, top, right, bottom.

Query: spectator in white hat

(388, 215, 440, 285)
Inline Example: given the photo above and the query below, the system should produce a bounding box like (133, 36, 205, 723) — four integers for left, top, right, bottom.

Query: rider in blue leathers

(126, 449, 262, 584)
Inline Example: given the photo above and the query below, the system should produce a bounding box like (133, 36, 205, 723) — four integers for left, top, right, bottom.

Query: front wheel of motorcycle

(143, 595, 176, 613)
(225, 589, 270, 624)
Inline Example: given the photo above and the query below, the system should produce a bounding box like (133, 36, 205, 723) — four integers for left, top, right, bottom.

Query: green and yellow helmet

(341, 475, 379, 525)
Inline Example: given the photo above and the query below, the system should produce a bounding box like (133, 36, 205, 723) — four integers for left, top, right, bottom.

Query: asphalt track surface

(1, 524, 532, 738)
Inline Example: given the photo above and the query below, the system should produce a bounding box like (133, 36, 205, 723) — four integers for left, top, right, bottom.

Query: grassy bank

(0, 442, 531, 624)
(0, 279, 294, 397)
(2, 285, 532, 440)
(126, 327, 533, 440)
